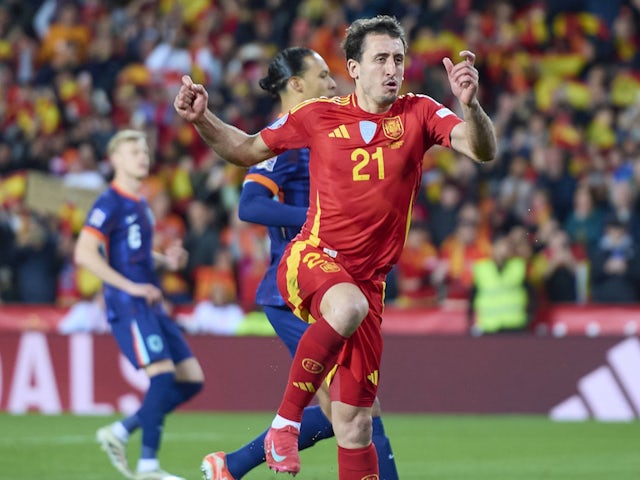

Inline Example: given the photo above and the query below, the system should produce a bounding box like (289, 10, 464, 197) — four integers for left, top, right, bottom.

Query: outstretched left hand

(163, 239, 188, 271)
(442, 50, 479, 106)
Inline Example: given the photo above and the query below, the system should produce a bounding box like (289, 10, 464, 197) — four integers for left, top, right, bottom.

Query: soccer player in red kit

(174, 15, 496, 480)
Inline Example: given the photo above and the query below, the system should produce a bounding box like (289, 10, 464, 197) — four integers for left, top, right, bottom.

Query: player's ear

(346, 59, 359, 80)
(288, 76, 304, 93)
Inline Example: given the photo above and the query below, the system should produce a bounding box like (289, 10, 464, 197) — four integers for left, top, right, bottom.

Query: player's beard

(378, 91, 398, 107)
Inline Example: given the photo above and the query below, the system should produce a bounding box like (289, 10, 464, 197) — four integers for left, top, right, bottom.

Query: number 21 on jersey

(352, 147, 385, 181)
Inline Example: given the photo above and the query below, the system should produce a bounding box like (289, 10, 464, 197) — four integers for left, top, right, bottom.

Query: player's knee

(335, 410, 373, 448)
(320, 283, 369, 336)
(330, 305, 367, 336)
(349, 294, 369, 323)
(337, 293, 369, 333)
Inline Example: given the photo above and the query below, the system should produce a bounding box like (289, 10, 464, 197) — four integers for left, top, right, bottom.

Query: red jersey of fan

(260, 92, 462, 281)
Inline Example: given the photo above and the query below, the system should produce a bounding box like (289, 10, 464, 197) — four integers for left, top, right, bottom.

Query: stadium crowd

(1, 0, 640, 325)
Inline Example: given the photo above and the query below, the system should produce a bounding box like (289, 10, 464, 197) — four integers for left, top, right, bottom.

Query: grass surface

(0, 412, 638, 479)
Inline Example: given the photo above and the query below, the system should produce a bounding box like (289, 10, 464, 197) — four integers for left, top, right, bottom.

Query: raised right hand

(174, 75, 209, 123)
(442, 50, 479, 107)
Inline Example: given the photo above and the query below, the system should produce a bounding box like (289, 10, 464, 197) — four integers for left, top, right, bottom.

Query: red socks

(277, 317, 347, 422)
(338, 444, 379, 480)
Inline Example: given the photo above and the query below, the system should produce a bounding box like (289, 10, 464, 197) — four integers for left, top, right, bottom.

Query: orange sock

(338, 444, 379, 480)
(277, 317, 347, 422)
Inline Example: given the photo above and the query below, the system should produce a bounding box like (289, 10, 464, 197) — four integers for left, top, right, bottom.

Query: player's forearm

(460, 100, 497, 163)
(238, 184, 307, 227)
(75, 247, 134, 293)
(193, 110, 270, 167)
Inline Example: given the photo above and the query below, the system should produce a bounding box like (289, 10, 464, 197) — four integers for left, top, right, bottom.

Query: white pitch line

(0, 432, 223, 447)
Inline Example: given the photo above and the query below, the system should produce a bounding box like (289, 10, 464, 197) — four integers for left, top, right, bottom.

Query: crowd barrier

(2, 303, 640, 336)
(0, 305, 638, 420)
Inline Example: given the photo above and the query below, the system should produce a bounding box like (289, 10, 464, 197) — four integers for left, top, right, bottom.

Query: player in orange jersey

(175, 15, 496, 480)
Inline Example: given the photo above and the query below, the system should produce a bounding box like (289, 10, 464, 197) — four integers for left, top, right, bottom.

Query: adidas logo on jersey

(328, 125, 350, 139)
(550, 337, 640, 421)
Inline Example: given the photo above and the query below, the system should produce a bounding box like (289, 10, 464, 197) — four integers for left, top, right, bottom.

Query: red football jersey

(260, 92, 462, 281)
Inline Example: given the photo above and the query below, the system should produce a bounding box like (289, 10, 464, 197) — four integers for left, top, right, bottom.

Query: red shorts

(277, 240, 384, 407)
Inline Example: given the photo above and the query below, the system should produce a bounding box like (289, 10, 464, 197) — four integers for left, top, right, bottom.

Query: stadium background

(0, 0, 639, 419)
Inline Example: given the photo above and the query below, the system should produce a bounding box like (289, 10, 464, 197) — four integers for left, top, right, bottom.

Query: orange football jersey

(261, 92, 462, 281)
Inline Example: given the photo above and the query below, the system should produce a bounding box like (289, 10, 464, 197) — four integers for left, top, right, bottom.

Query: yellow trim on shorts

(285, 240, 308, 322)
(325, 363, 338, 387)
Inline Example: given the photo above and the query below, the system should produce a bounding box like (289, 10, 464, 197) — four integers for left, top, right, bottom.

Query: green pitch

(1, 412, 637, 479)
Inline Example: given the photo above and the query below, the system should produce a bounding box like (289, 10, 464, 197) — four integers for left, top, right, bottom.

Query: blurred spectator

(62, 141, 107, 190)
(564, 184, 606, 257)
(0, 142, 16, 176)
(145, 24, 192, 91)
(192, 246, 237, 304)
(225, 208, 269, 311)
(484, 195, 520, 238)
(0, 208, 16, 302)
(189, 22, 223, 89)
(530, 228, 589, 303)
(395, 223, 439, 307)
(469, 234, 533, 335)
(590, 216, 640, 303)
(607, 178, 635, 226)
(307, 6, 351, 91)
(504, 227, 532, 266)
(183, 198, 222, 285)
(9, 211, 61, 303)
(36, 2, 90, 82)
(535, 145, 577, 224)
(176, 282, 245, 336)
(523, 187, 555, 234)
(427, 180, 462, 247)
(436, 203, 492, 303)
(498, 154, 535, 223)
(530, 217, 559, 253)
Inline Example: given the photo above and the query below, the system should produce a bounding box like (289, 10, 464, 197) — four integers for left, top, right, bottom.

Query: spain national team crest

(382, 116, 404, 140)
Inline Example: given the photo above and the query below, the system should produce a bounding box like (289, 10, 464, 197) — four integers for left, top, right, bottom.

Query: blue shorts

(107, 297, 194, 369)
(263, 305, 309, 358)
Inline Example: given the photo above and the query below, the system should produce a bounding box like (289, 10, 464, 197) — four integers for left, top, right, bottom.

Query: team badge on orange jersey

(382, 116, 404, 140)
(320, 262, 341, 273)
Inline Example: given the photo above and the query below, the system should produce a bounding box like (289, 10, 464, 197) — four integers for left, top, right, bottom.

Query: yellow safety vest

(472, 257, 528, 333)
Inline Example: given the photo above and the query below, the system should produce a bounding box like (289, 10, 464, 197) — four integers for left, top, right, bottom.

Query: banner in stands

(24, 170, 102, 214)
(0, 332, 638, 420)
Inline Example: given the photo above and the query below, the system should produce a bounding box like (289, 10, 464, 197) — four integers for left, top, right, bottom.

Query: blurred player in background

(75, 129, 204, 480)
(200, 47, 398, 480)
(175, 14, 496, 479)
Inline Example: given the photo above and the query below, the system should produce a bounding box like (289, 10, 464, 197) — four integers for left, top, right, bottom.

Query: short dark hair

(259, 47, 316, 98)
(341, 15, 407, 63)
